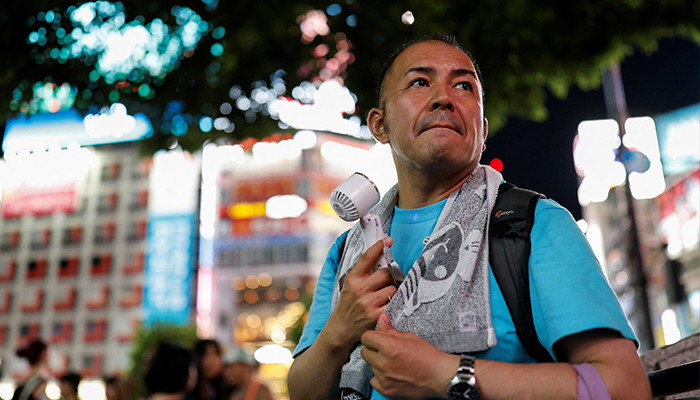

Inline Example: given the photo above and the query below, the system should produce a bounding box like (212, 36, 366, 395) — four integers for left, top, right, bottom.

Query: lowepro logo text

(495, 209, 514, 219)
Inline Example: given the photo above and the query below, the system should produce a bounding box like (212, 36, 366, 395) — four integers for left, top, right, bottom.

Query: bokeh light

(245, 275, 260, 289)
(489, 158, 504, 172)
(232, 277, 245, 291)
(326, 4, 342, 16)
(244, 291, 259, 304)
(258, 273, 272, 287)
(199, 116, 213, 133)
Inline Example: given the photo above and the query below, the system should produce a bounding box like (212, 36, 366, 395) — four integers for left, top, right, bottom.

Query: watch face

(449, 381, 478, 400)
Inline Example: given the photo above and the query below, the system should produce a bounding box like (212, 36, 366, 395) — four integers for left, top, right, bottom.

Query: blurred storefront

(574, 103, 700, 351)
(0, 105, 199, 392)
(197, 131, 396, 397)
(649, 103, 700, 342)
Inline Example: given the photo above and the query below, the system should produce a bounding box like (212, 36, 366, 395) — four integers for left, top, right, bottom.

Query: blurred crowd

(10, 339, 275, 400)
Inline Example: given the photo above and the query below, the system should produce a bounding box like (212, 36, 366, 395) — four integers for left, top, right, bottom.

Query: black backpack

(489, 182, 554, 363)
(338, 181, 552, 362)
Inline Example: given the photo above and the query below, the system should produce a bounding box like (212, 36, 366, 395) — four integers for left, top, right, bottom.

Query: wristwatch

(448, 354, 479, 400)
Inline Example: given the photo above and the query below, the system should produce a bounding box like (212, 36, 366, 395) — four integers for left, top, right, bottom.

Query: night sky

(481, 37, 700, 220)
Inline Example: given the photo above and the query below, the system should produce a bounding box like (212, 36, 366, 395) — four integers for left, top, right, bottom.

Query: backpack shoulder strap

(489, 182, 554, 363)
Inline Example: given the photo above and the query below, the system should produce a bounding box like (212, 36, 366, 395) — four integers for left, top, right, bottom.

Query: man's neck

(395, 168, 473, 209)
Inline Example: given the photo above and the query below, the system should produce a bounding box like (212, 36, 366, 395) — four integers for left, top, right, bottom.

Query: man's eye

(457, 82, 473, 91)
(409, 78, 428, 87)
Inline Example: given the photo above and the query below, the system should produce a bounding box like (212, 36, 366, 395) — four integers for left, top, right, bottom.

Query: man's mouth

(417, 113, 464, 136)
(428, 124, 459, 132)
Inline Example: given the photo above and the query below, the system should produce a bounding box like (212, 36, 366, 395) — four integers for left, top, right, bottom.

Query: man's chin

(419, 155, 472, 174)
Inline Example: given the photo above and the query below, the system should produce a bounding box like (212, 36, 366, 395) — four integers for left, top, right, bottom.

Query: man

(104, 376, 125, 400)
(58, 372, 81, 400)
(222, 347, 275, 400)
(145, 342, 197, 400)
(287, 34, 651, 400)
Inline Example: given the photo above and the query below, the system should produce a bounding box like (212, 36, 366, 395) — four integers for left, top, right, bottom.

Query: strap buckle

(492, 220, 528, 239)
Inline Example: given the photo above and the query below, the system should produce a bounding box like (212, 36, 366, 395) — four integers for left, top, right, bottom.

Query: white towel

(332, 165, 503, 399)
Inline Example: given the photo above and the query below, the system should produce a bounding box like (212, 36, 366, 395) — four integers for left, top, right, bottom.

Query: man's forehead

(392, 40, 475, 76)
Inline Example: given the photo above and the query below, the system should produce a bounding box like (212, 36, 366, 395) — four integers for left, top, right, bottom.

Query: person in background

(188, 340, 225, 400)
(103, 376, 124, 400)
(12, 340, 49, 400)
(58, 372, 81, 400)
(221, 348, 274, 400)
(144, 342, 196, 400)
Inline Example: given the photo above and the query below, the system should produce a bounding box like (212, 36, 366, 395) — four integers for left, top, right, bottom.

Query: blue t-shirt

(294, 198, 637, 399)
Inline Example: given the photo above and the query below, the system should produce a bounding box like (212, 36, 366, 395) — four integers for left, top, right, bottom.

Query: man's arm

(361, 316, 651, 400)
(287, 238, 398, 400)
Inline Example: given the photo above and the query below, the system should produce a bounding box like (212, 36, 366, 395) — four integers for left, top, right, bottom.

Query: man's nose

(430, 84, 454, 111)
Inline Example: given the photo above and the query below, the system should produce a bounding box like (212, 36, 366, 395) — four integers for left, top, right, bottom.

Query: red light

(489, 158, 503, 172)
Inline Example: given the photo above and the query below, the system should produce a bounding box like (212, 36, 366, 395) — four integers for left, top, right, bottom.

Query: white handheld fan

(330, 172, 404, 284)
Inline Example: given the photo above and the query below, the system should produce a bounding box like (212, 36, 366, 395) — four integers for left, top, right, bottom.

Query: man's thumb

(378, 313, 394, 332)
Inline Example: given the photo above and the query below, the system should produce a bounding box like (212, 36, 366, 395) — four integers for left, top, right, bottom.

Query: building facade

(197, 131, 396, 396)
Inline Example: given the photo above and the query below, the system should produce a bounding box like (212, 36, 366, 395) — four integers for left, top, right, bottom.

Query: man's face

(200, 344, 223, 380)
(369, 40, 487, 177)
(105, 384, 120, 400)
(223, 362, 250, 387)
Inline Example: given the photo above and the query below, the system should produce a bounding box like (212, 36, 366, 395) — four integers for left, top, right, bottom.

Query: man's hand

(361, 313, 460, 399)
(326, 237, 399, 348)
(288, 237, 399, 400)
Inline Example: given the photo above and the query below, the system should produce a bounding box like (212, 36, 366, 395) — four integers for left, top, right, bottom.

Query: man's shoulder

(326, 229, 351, 274)
(534, 198, 569, 213)
(532, 198, 578, 225)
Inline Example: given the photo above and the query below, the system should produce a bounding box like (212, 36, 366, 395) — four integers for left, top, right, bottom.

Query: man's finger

(365, 284, 398, 308)
(360, 345, 379, 365)
(350, 238, 387, 276)
(369, 376, 383, 394)
(364, 268, 395, 293)
(361, 330, 382, 351)
(377, 313, 395, 332)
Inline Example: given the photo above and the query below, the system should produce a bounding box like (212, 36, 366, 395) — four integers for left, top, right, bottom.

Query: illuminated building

(197, 131, 396, 395)
(574, 103, 700, 349)
(0, 106, 199, 385)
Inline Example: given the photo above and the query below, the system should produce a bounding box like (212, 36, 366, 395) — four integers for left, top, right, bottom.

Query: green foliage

(0, 0, 698, 153)
(287, 289, 314, 345)
(127, 323, 198, 400)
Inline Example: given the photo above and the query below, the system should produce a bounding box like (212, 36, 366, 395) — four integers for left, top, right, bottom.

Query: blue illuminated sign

(143, 213, 196, 325)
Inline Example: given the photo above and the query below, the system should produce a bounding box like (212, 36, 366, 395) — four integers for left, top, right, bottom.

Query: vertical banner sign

(144, 150, 200, 326)
(144, 213, 196, 324)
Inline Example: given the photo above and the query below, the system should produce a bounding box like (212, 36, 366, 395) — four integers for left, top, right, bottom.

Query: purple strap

(573, 363, 611, 400)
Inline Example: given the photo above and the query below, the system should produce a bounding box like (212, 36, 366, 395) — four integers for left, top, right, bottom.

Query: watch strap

(449, 354, 479, 400)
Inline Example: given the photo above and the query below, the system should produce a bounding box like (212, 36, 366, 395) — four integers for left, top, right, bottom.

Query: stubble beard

(384, 114, 484, 177)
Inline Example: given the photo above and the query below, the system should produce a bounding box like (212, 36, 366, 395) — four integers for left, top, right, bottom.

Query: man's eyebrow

(404, 66, 434, 76)
(403, 66, 477, 79)
(451, 68, 477, 79)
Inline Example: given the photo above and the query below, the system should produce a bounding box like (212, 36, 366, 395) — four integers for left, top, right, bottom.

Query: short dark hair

(16, 340, 47, 367)
(193, 339, 221, 359)
(59, 372, 81, 393)
(144, 342, 193, 395)
(376, 33, 485, 108)
(103, 375, 121, 387)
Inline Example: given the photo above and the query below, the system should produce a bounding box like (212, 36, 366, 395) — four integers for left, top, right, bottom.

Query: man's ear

(368, 107, 389, 144)
(483, 117, 489, 142)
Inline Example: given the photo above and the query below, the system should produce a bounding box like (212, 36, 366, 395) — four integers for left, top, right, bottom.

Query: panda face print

(401, 222, 483, 316)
